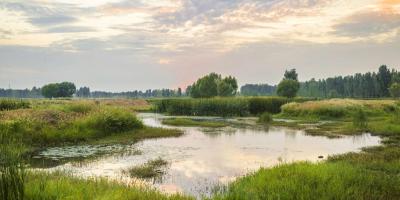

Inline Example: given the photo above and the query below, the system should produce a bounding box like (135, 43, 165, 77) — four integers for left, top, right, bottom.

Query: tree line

(0, 84, 185, 98)
(1, 65, 399, 99)
(241, 65, 400, 98)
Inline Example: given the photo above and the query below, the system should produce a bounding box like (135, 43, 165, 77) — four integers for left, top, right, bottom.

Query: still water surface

(33, 113, 381, 198)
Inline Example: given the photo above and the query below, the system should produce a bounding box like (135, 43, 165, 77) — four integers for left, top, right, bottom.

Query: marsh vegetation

(1, 68, 400, 200)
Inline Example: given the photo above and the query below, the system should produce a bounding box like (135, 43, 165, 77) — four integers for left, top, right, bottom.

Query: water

(32, 113, 381, 198)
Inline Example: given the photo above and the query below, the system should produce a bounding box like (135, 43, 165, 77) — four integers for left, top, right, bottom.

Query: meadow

(1, 97, 400, 199)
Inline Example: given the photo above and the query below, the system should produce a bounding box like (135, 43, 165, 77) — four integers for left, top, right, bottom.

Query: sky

(0, 0, 399, 91)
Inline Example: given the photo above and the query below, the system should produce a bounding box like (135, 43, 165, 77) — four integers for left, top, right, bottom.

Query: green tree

(377, 65, 392, 97)
(76, 86, 90, 98)
(189, 73, 238, 98)
(277, 79, 300, 98)
(284, 69, 298, 81)
(222, 76, 238, 93)
(41, 83, 58, 98)
(41, 82, 76, 98)
(389, 83, 400, 98)
(217, 81, 234, 96)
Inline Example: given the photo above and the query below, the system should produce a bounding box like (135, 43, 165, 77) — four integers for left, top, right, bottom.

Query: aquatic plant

(162, 118, 228, 127)
(123, 158, 168, 179)
(258, 112, 272, 124)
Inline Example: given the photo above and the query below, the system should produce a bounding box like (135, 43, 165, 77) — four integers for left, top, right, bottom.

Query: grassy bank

(25, 171, 193, 200)
(162, 118, 228, 128)
(212, 98, 400, 199)
(0, 99, 185, 200)
(0, 99, 179, 148)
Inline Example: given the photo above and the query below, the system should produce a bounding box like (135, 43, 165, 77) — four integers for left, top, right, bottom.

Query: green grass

(0, 99, 183, 150)
(211, 161, 400, 200)
(0, 125, 25, 200)
(211, 99, 400, 200)
(25, 171, 193, 200)
(3, 98, 400, 199)
(162, 118, 228, 128)
(123, 158, 169, 179)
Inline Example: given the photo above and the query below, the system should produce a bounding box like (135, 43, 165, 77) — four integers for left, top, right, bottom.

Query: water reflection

(33, 113, 381, 198)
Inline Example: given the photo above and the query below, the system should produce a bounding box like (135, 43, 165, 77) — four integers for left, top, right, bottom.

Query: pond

(32, 113, 381, 198)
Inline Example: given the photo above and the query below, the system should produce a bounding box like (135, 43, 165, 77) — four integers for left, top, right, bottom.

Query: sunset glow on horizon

(1, 0, 399, 91)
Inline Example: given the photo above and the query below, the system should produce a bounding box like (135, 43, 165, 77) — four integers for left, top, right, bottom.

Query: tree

(177, 88, 182, 96)
(189, 73, 238, 98)
(377, 65, 391, 97)
(41, 83, 58, 98)
(58, 82, 76, 97)
(277, 79, 300, 98)
(389, 83, 400, 98)
(222, 76, 238, 94)
(284, 69, 298, 81)
(76, 87, 90, 98)
(41, 82, 76, 98)
(217, 81, 234, 96)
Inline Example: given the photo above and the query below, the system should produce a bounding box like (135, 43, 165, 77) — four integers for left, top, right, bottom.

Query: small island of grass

(162, 118, 228, 128)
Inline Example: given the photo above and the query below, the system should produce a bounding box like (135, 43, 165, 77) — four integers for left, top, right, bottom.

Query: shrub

(86, 108, 143, 135)
(0, 99, 30, 111)
(258, 112, 272, 124)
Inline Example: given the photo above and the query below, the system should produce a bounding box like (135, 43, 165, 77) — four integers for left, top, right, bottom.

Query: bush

(0, 99, 30, 111)
(86, 108, 143, 135)
(258, 112, 272, 124)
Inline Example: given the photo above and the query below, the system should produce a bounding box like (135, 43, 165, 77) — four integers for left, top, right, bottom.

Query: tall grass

(0, 99, 30, 111)
(281, 99, 398, 119)
(25, 171, 193, 200)
(0, 107, 144, 147)
(155, 97, 292, 117)
(212, 161, 400, 200)
(85, 108, 144, 136)
(0, 123, 25, 200)
(155, 98, 249, 117)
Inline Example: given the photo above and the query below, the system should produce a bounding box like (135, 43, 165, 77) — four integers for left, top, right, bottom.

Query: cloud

(47, 26, 96, 33)
(0, 0, 400, 91)
(333, 11, 400, 37)
(29, 15, 77, 26)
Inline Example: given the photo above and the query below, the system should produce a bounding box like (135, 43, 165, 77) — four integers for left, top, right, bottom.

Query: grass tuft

(123, 158, 168, 179)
